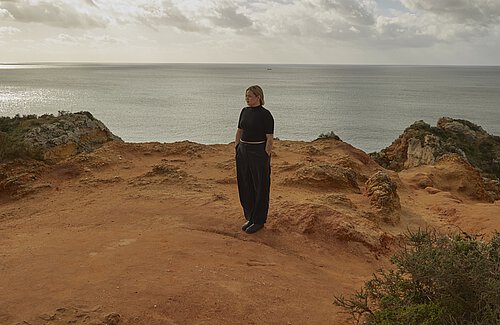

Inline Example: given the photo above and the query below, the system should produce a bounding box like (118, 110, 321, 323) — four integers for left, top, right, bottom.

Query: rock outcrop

(1, 111, 122, 163)
(422, 154, 493, 203)
(0, 160, 49, 198)
(365, 171, 401, 224)
(484, 178, 500, 201)
(268, 201, 395, 252)
(405, 134, 440, 168)
(371, 117, 500, 180)
(284, 162, 361, 193)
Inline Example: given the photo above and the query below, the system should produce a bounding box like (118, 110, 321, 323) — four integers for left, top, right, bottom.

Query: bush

(317, 131, 341, 140)
(0, 132, 26, 161)
(334, 229, 500, 324)
(0, 114, 46, 161)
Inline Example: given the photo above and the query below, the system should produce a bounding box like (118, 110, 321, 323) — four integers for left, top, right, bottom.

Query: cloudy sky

(0, 0, 499, 64)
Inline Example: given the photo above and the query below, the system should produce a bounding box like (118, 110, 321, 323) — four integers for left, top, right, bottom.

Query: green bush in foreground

(335, 229, 500, 324)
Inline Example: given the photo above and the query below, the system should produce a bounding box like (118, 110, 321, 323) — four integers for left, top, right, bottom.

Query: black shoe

(245, 223, 264, 234)
(241, 220, 252, 231)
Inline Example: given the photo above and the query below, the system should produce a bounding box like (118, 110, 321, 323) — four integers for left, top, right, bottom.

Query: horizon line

(1, 61, 500, 67)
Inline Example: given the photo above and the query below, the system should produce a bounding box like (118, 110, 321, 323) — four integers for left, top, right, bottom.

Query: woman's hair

(246, 85, 265, 105)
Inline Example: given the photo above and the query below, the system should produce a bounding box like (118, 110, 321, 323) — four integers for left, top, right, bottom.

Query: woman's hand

(265, 133, 273, 158)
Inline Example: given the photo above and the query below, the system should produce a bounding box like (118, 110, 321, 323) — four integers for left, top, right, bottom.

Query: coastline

(2, 64, 500, 154)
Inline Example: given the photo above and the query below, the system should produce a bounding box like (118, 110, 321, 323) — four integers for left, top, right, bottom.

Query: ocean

(1, 63, 499, 153)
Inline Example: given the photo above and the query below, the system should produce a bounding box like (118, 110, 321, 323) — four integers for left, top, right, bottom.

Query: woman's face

(245, 90, 261, 107)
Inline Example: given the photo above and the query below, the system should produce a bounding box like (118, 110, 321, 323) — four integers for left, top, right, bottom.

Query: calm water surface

(1, 63, 499, 153)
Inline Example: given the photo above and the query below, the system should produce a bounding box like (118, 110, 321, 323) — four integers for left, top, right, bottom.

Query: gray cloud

(252, 0, 500, 46)
(313, 0, 376, 26)
(1, 0, 499, 59)
(48, 33, 127, 46)
(135, 0, 203, 32)
(370, 0, 500, 46)
(208, 4, 253, 30)
(374, 14, 437, 47)
(0, 0, 108, 28)
(401, 0, 500, 24)
(245, 0, 376, 40)
(85, 0, 98, 7)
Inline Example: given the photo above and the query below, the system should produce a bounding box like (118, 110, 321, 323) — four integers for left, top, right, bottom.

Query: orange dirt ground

(1, 140, 498, 324)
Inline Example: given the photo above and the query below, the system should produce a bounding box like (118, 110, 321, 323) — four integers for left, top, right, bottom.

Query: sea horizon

(1, 63, 499, 153)
(2, 62, 500, 67)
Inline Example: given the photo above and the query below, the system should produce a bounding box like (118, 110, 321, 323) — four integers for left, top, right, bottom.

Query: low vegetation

(0, 111, 71, 161)
(317, 131, 341, 140)
(335, 229, 500, 324)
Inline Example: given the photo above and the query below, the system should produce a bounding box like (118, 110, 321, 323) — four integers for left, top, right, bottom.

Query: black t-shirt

(237, 106, 274, 142)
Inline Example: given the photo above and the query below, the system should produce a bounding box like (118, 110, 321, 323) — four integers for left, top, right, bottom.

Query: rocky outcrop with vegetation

(371, 117, 500, 180)
(0, 111, 122, 163)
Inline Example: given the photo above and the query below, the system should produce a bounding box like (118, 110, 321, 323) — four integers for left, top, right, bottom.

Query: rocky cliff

(0, 111, 122, 163)
(371, 117, 500, 181)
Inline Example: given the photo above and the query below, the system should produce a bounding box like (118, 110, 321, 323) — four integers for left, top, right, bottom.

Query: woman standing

(235, 85, 274, 234)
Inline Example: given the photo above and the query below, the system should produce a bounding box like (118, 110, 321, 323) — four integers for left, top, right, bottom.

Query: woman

(235, 85, 274, 234)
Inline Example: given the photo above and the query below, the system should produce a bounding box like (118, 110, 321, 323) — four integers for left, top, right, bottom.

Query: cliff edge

(0, 111, 122, 163)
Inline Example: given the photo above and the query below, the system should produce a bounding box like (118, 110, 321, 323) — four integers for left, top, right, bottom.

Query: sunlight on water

(0, 87, 73, 115)
(0, 64, 56, 69)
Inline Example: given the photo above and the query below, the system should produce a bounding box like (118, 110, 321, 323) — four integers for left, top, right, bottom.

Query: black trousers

(236, 142, 271, 225)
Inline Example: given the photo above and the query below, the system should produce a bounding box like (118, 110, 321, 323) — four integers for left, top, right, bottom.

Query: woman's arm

(235, 128, 243, 149)
(265, 133, 273, 157)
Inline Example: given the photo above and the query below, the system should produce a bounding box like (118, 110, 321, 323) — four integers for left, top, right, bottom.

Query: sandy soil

(1, 139, 498, 324)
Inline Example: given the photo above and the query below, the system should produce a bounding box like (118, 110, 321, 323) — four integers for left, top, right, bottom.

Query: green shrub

(317, 131, 341, 140)
(334, 229, 500, 324)
(0, 114, 47, 161)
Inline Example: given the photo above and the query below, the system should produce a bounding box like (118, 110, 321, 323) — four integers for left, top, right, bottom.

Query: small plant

(334, 229, 500, 324)
(317, 131, 340, 140)
(58, 110, 71, 116)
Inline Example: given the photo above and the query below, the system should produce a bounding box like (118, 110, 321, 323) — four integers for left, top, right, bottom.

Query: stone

(425, 187, 441, 194)
(404, 136, 439, 169)
(365, 171, 401, 224)
(104, 312, 120, 325)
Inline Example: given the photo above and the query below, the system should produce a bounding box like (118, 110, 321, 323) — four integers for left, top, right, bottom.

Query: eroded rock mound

(428, 154, 494, 202)
(268, 202, 394, 252)
(484, 178, 500, 201)
(284, 162, 360, 193)
(0, 160, 49, 198)
(365, 171, 401, 224)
